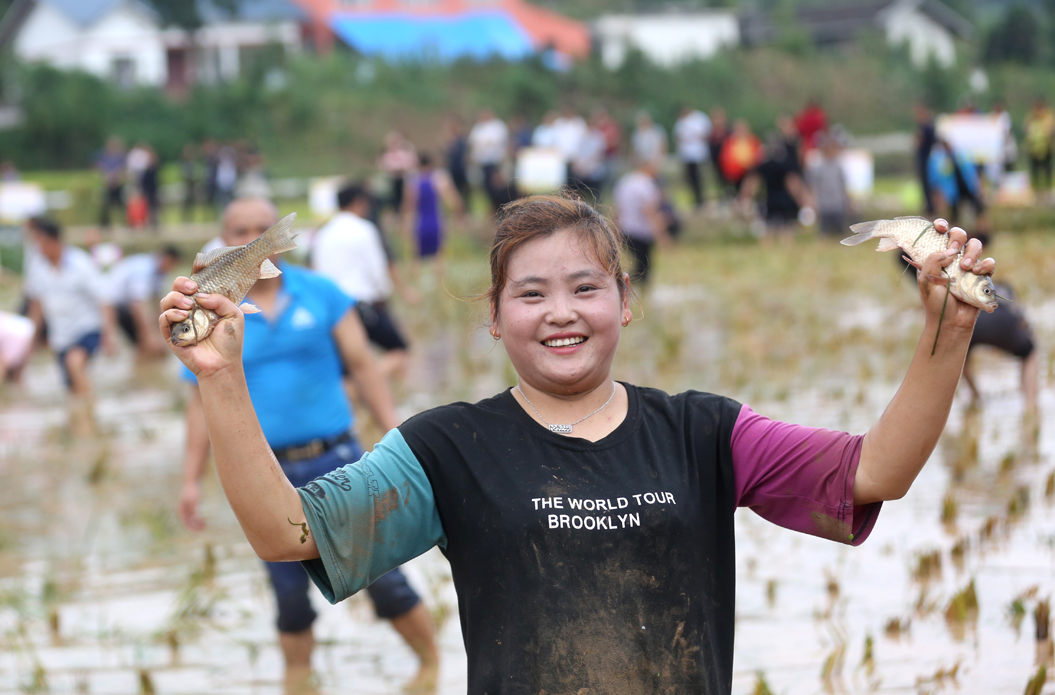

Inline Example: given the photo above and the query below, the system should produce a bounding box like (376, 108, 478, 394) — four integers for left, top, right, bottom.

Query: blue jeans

(57, 331, 101, 388)
(267, 438, 422, 633)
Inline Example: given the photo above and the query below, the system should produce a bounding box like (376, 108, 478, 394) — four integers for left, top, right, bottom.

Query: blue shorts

(267, 437, 422, 633)
(57, 331, 101, 388)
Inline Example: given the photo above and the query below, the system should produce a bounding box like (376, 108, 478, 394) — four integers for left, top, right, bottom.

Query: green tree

(984, 4, 1040, 65)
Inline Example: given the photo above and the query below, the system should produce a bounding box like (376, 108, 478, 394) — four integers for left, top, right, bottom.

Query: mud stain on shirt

(373, 487, 401, 524)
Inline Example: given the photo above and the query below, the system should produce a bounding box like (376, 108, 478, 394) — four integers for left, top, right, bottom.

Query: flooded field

(1, 228, 1053, 694)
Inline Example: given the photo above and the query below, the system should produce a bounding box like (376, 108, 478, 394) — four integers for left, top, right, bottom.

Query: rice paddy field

(0, 212, 1053, 694)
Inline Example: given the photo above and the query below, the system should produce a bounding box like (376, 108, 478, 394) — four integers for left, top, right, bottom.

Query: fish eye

(983, 287, 991, 294)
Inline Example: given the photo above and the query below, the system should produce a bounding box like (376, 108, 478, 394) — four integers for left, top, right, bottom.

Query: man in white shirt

(631, 111, 668, 170)
(468, 109, 509, 213)
(551, 106, 587, 183)
(674, 106, 712, 210)
(311, 183, 410, 381)
(532, 110, 559, 150)
(108, 246, 182, 357)
(614, 160, 671, 286)
(23, 217, 116, 434)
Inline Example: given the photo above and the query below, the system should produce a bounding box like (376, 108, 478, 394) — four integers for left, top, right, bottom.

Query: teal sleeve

(297, 428, 446, 604)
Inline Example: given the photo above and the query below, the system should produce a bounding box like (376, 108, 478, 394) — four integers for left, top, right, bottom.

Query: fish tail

(840, 220, 881, 246)
(260, 212, 299, 255)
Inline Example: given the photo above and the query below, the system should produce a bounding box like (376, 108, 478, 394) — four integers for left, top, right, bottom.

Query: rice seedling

(1023, 665, 1047, 695)
(950, 537, 968, 569)
(751, 672, 774, 695)
(944, 579, 979, 625)
(820, 641, 846, 681)
(765, 579, 777, 608)
(860, 633, 875, 675)
(915, 587, 940, 617)
(980, 515, 1000, 543)
(913, 549, 942, 582)
(940, 493, 958, 526)
(138, 669, 155, 695)
(1036, 598, 1051, 642)
(914, 660, 961, 689)
(999, 451, 1017, 474)
(1008, 598, 1028, 633)
(825, 571, 840, 600)
(18, 663, 47, 694)
(1008, 486, 1031, 519)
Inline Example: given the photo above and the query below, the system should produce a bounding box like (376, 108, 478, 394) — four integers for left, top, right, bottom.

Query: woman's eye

(577, 285, 597, 293)
(522, 291, 541, 298)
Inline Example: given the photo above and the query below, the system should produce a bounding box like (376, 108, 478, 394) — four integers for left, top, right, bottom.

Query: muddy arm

(160, 282, 319, 563)
(854, 224, 994, 505)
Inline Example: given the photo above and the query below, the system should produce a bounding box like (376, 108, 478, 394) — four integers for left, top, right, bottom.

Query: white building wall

(595, 13, 740, 69)
(14, 3, 87, 70)
(81, 6, 167, 85)
(14, 1, 166, 86)
(884, 7, 957, 67)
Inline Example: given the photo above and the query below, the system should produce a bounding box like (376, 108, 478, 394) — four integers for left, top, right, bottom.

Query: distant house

(0, 0, 308, 90)
(291, 0, 589, 62)
(740, 0, 973, 68)
(593, 10, 740, 69)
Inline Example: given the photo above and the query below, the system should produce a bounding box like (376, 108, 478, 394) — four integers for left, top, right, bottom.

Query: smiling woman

(159, 194, 996, 695)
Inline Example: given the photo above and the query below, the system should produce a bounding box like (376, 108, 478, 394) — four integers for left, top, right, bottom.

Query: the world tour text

(530, 492, 676, 512)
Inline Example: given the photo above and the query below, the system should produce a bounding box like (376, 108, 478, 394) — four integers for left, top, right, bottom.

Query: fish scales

(169, 213, 299, 346)
(841, 216, 998, 313)
(194, 244, 273, 303)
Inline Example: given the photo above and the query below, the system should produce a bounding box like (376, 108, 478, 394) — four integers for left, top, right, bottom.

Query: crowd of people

(94, 137, 271, 230)
(365, 99, 855, 280)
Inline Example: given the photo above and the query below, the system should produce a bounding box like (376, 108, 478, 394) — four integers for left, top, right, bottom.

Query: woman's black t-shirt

(298, 384, 878, 694)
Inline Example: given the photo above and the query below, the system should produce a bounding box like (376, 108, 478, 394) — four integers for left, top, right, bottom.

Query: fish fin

(902, 254, 922, 269)
(876, 237, 901, 253)
(260, 212, 299, 255)
(258, 258, 282, 280)
(192, 246, 242, 274)
(894, 215, 930, 221)
(239, 302, 262, 314)
(841, 220, 880, 246)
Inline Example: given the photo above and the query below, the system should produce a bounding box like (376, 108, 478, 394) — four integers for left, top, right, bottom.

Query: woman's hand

(159, 277, 244, 379)
(916, 218, 996, 333)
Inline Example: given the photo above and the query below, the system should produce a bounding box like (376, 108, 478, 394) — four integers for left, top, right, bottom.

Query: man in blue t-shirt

(176, 198, 438, 692)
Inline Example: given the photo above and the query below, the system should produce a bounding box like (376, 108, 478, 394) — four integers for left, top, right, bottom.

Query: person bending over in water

(161, 195, 994, 694)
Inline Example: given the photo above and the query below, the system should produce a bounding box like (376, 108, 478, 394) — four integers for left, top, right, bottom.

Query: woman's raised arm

(853, 221, 995, 505)
(160, 278, 319, 562)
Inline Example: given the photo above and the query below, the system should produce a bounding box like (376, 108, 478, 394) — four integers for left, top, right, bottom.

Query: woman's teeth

(544, 337, 586, 347)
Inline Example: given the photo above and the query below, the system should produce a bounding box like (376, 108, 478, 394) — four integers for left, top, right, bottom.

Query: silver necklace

(515, 383, 617, 434)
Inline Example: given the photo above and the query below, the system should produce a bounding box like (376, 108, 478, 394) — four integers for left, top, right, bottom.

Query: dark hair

(418, 152, 433, 168)
(160, 244, 182, 261)
(487, 195, 627, 318)
(337, 183, 368, 210)
(28, 216, 61, 240)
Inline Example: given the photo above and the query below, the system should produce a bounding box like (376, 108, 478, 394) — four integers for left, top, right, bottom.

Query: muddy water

(1, 238, 1052, 694)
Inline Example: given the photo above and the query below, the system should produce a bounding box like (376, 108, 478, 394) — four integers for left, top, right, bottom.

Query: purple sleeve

(731, 404, 881, 546)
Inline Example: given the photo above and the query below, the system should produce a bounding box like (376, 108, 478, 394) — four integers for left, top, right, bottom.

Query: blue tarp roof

(330, 11, 534, 62)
